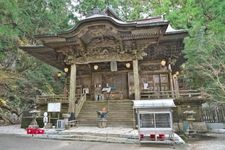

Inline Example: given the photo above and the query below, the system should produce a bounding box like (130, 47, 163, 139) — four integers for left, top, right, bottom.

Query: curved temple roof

(20, 8, 187, 70)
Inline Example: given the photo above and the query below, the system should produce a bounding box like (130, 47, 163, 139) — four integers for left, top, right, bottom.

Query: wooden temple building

(21, 8, 204, 128)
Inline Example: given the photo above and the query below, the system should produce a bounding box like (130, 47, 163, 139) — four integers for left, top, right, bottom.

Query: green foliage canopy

(149, 0, 225, 102)
(0, 0, 75, 117)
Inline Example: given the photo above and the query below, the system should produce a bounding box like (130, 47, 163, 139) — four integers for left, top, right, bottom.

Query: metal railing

(202, 105, 225, 123)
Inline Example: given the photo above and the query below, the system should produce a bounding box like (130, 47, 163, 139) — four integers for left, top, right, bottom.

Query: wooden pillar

(168, 64, 174, 97)
(173, 75, 180, 97)
(198, 105, 203, 122)
(133, 59, 140, 100)
(177, 105, 182, 122)
(68, 63, 76, 113)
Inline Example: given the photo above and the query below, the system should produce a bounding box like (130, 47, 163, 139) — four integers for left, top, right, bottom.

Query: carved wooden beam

(74, 53, 136, 64)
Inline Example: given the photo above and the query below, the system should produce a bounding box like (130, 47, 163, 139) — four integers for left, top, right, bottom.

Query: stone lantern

(183, 106, 196, 135)
(29, 106, 40, 128)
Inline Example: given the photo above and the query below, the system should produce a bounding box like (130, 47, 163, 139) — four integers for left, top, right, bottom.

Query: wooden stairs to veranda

(76, 100, 134, 127)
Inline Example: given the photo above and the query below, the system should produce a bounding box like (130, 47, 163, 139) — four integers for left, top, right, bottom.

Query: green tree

(148, 0, 225, 102)
(0, 0, 74, 88)
(0, 0, 75, 123)
(75, 0, 151, 20)
(0, 0, 75, 65)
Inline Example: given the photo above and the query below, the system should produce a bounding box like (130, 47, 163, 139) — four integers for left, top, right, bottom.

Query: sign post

(47, 103, 61, 126)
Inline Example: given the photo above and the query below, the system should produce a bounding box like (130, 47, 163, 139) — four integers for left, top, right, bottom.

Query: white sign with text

(47, 103, 61, 112)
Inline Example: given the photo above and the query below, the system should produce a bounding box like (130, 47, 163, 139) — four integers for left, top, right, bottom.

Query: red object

(157, 134, 165, 140)
(140, 134, 144, 140)
(35, 129, 39, 134)
(26, 128, 35, 134)
(26, 128, 45, 135)
(37, 129, 45, 134)
(150, 134, 155, 140)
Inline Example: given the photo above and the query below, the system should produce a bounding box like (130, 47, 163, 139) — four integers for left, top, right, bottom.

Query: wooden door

(92, 73, 103, 100)
(102, 72, 128, 100)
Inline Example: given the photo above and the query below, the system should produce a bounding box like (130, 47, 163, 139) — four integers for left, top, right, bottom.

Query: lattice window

(139, 113, 171, 128)
(140, 114, 154, 128)
(155, 113, 170, 128)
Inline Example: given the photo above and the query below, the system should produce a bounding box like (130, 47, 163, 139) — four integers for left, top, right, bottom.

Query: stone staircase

(77, 100, 134, 127)
(77, 101, 107, 126)
(107, 100, 134, 127)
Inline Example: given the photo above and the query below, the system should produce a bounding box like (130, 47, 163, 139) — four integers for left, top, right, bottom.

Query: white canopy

(133, 99, 176, 109)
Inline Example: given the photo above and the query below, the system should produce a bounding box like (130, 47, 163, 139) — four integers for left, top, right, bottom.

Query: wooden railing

(36, 94, 82, 104)
(36, 93, 86, 117)
(179, 90, 203, 98)
(75, 93, 86, 118)
(140, 89, 202, 99)
(36, 94, 68, 104)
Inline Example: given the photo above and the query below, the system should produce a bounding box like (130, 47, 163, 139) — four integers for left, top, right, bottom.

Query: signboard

(47, 103, 61, 112)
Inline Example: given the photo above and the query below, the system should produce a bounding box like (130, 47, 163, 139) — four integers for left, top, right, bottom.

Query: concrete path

(0, 125, 184, 144)
(0, 125, 26, 135)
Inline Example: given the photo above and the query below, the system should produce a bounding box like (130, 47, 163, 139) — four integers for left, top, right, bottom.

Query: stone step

(109, 104, 133, 106)
(64, 134, 138, 143)
(79, 112, 133, 115)
(76, 123, 97, 126)
(78, 117, 132, 120)
(77, 118, 133, 122)
(109, 109, 133, 112)
(108, 115, 133, 119)
(109, 112, 134, 115)
(108, 103, 133, 105)
(77, 122, 133, 128)
(77, 100, 134, 127)
(108, 122, 133, 127)
(108, 117, 133, 120)
(79, 110, 133, 113)
(76, 119, 96, 122)
(108, 102, 133, 104)
(78, 118, 133, 122)
(107, 116, 133, 119)
(109, 109, 133, 111)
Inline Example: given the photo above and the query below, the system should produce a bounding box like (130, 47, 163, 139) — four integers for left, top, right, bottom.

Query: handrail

(75, 93, 86, 118)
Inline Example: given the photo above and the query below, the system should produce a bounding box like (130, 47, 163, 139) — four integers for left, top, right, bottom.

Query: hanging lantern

(94, 65, 98, 70)
(160, 60, 166, 66)
(125, 63, 131, 68)
(64, 67, 69, 73)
